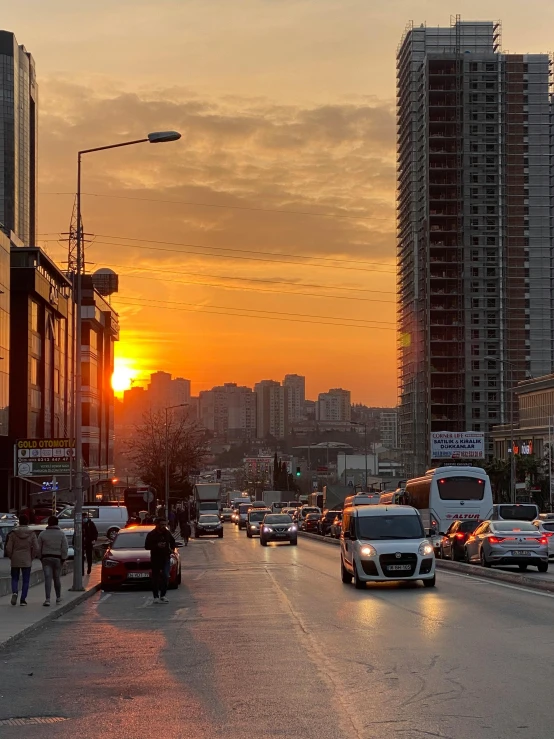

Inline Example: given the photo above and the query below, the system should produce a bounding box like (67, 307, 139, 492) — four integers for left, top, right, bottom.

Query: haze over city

(2, 0, 550, 404)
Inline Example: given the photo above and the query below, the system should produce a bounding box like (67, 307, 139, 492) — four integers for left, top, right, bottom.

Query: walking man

(37, 516, 68, 607)
(6, 514, 39, 606)
(82, 513, 98, 576)
(177, 508, 191, 546)
(145, 517, 176, 604)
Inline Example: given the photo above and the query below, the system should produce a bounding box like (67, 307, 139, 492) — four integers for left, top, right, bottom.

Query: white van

(58, 505, 128, 541)
(340, 504, 435, 589)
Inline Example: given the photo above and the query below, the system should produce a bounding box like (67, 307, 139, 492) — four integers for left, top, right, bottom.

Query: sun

(112, 359, 138, 394)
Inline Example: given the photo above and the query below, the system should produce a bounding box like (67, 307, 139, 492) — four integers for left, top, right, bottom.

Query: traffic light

(296, 466, 301, 477)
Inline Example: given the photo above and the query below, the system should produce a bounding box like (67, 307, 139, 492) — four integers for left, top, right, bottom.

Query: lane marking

(95, 592, 112, 606)
(139, 596, 154, 608)
(440, 569, 554, 599)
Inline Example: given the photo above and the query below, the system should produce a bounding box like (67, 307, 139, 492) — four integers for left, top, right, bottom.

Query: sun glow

(112, 359, 138, 394)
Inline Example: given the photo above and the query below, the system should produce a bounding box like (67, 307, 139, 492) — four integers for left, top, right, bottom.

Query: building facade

(199, 383, 257, 440)
(316, 388, 351, 423)
(284, 374, 306, 423)
(397, 19, 553, 475)
(0, 31, 37, 246)
(255, 380, 288, 439)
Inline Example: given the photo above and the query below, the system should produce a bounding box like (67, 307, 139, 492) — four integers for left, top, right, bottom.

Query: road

(1, 525, 553, 738)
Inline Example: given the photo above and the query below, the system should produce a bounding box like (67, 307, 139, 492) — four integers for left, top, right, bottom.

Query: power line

(114, 295, 398, 331)
(111, 269, 397, 303)
(40, 191, 394, 223)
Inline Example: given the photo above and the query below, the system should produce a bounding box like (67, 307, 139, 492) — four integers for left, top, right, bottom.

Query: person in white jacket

(37, 516, 68, 607)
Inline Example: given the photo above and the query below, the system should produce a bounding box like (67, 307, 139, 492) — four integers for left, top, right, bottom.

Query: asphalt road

(1, 525, 553, 738)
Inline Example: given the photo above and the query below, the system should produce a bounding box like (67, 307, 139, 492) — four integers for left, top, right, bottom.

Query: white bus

(404, 466, 493, 535)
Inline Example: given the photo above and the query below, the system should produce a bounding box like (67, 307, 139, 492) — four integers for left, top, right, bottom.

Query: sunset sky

(5, 0, 554, 403)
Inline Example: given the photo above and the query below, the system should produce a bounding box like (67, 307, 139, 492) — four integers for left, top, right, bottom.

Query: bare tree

(126, 409, 206, 498)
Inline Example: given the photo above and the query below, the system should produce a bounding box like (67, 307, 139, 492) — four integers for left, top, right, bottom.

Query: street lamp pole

(72, 131, 181, 591)
(485, 355, 516, 504)
(164, 403, 188, 519)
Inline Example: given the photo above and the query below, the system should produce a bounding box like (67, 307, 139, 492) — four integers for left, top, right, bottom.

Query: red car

(101, 526, 182, 591)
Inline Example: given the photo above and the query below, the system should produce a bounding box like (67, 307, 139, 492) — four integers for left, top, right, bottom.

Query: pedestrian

(177, 509, 191, 546)
(37, 515, 68, 607)
(82, 513, 98, 576)
(144, 513, 154, 524)
(145, 517, 176, 604)
(168, 508, 176, 533)
(5, 514, 39, 606)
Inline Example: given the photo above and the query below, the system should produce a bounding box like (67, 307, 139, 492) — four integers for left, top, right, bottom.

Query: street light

(165, 404, 188, 519)
(72, 131, 181, 592)
(484, 355, 516, 504)
(351, 421, 368, 492)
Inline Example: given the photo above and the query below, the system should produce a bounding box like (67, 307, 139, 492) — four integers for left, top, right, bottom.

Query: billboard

(16, 438, 75, 477)
(430, 431, 485, 460)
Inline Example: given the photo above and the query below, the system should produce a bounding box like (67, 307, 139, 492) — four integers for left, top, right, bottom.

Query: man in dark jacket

(177, 509, 191, 546)
(145, 518, 176, 603)
(82, 514, 99, 576)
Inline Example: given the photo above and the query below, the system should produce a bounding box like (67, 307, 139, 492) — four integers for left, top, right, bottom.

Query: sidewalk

(0, 565, 101, 647)
(0, 558, 43, 597)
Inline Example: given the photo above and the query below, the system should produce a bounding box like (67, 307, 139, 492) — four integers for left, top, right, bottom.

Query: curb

(299, 531, 554, 594)
(1, 581, 101, 649)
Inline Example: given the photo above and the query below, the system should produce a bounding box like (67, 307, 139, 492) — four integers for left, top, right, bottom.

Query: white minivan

(58, 505, 128, 541)
(340, 504, 435, 589)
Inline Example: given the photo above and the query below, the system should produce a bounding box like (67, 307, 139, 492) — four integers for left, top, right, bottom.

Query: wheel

(464, 547, 470, 563)
(246, 531, 252, 538)
(218, 532, 223, 538)
(353, 562, 365, 590)
(480, 548, 491, 568)
(438, 545, 444, 560)
(450, 546, 457, 562)
(289, 538, 297, 546)
(260, 537, 267, 546)
(177, 568, 182, 584)
(538, 562, 549, 573)
(341, 556, 352, 584)
(423, 575, 436, 588)
(518, 564, 528, 572)
(106, 528, 119, 542)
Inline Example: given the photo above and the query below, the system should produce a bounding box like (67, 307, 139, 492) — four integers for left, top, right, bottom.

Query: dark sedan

(195, 514, 224, 538)
(301, 513, 321, 533)
(440, 519, 481, 561)
(260, 514, 297, 546)
(318, 510, 341, 536)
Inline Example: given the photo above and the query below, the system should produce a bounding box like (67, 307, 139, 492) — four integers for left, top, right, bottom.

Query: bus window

(436, 477, 485, 501)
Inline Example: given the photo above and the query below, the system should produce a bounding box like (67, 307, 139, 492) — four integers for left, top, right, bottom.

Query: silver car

(532, 519, 554, 558)
(465, 520, 549, 572)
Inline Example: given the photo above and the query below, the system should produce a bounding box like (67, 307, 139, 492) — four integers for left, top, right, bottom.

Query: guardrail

(298, 531, 554, 594)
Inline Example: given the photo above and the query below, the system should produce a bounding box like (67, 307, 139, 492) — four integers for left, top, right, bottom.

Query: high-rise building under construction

(397, 19, 553, 475)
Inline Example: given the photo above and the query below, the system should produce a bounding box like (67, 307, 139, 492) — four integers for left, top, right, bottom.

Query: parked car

(58, 505, 129, 541)
(440, 520, 481, 561)
(301, 513, 321, 533)
(319, 510, 341, 537)
(464, 520, 549, 571)
(246, 509, 271, 538)
(195, 514, 224, 538)
(260, 514, 297, 546)
(101, 526, 182, 591)
(330, 512, 343, 539)
(532, 518, 554, 558)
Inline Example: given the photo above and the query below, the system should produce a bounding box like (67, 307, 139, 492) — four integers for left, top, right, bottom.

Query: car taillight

(455, 533, 465, 540)
(488, 536, 505, 544)
(538, 536, 548, 546)
(543, 532, 554, 538)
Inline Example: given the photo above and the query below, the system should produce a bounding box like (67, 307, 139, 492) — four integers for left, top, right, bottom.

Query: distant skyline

(4, 2, 554, 405)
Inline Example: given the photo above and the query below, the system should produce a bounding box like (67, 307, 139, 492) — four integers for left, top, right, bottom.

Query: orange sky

(6, 0, 554, 403)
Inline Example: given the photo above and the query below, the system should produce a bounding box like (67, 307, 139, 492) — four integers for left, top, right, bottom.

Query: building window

(472, 392, 481, 402)
(488, 392, 498, 402)
(471, 360, 480, 371)
(31, 301, 39, 333)
(472, 408, 481, 419)
(472, 376, 481, 387)
(30, 357, 39, 386)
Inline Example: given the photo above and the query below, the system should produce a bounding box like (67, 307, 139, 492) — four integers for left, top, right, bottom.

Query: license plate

(128, 572, 149, 579)
(275, 533, 287, 537)
(387, 564, 412, 571)
(512, 550, 530, 556)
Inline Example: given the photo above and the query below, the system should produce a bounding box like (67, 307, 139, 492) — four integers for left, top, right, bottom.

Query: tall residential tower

(0, 31, 37, 246)
(397, 19, 553, 474)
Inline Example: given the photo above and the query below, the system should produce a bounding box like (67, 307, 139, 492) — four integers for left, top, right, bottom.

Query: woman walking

(37, 516, 68, 607)
(6, 514, 39, 606)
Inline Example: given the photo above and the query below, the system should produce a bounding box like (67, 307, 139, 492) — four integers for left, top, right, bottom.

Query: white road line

(95, 592, 112, 605)
(192, 570, 206, 581)
(139, 596, 154, 608)
(440, 569, 554, 599)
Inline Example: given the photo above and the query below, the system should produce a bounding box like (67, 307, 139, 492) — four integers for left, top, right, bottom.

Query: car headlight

(251, 525, 257, 530)
(419, 541, 434, 557)
(103, 559, 119, 568)
(289, 525, 297, 532)
(263, 527, 272, 533)
(360, 544, 377, 557)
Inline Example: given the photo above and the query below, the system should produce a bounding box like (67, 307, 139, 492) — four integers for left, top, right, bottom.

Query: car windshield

(112, 530, 153, 549)
(492, 521, 537, 533)
(249, 512, 269, 522)
(223, 509, 232, 513)
(496, 504, 538, 521)
(459, 520, 480, 533)
(239, 505, 251, 514)
(199, 515, 220, 523)
(306, 514, 320, 520)
(356, 514, 424, 540)
(324, 512, 337, 521)
(303, 508, 319, 515)
(265, 515, 292, 524)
